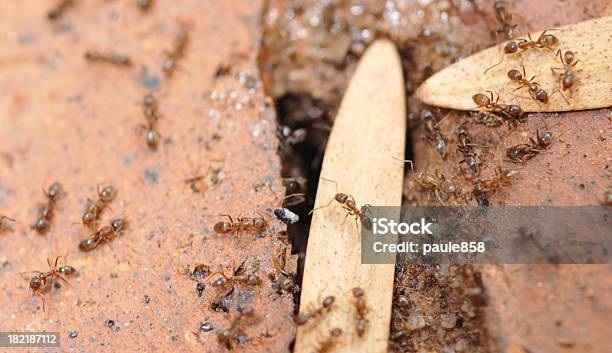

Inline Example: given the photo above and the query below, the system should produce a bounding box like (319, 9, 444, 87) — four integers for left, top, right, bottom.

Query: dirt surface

(0, 1, 296, 352)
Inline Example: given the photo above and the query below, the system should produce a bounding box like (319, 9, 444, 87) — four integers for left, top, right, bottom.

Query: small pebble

(440, 313, 457, 329)
(273, 208, 299, 225)
(69, 330, 78, 339)
(406, 313, 426, 330)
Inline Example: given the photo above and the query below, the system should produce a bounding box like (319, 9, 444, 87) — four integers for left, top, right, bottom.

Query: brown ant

(79, 218, 127, 251)
(420, 109, 448, 159)
(162, 27, 189, 78)
(484, 29, 559, 74)
(551, 50, 580, 104)
(137, 0, 153, 11)
(82, 184, 115, 228)
(507, 66, 549, 103)
(140, 93, 161, 150)
(0, 214, 16, 233)
(456, 120, 482, 174)
(352, 287, 369, 337)
(32, 182, 63, 235)
(400, 159, 467, 205)
(506, 129, 554, 164)
(473, 166, 520, 202)
(213, 214, 267, 235)
(84, 51, 131, 66)
(25, 256, 76, 311)
(295, 295, 335, 326)
(309, 177, 372, 229)
(493, 1, 518, 39)
(47, 0, 74, 20)
(217, 307, 256, 349)
(472, 91, 525, 126)
(314, 328, 343, 353)
(206, 263, 260, 304)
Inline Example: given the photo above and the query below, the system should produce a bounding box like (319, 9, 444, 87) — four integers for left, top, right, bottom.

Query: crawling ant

(47, 0, 74, 20)
(213, 214, 267, 235)
(473, 166, 520, 201)
(400, 159, 467, 205)
(314, 328, 343, 353)
(309, 177, 372, 229)
(84, 51, 131, 66)
(206, 264, 260, 303)
(507, 66, 549, 104)
(32, 182, 63, 235)
(295, 295, 335, 326)
(456, 121, 482, 174)
(162, 27, 189, 78)
(506, 129, 554, 164)
(25, 256, 76, 311)
(472, 91, 525, 126)
(139, 93, 161, 150)
(352, 287, 369, 337)
(420, 109, 448, 158)
(79, 218, 127, 251)
(493, 1, 518, 39)
(0, 214, 16, 233)
(82, 184, 115, 228)
(217, 307, 256, 349)
(551, 50, 580, 104)
(485, 29, 559, 74)
(137, 0, 153, 11)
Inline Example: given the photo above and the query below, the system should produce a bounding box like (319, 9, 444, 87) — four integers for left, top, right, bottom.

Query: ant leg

(35, 292, 47, 312)
(308, 198, 335, 215)
(434, 190, 446, 206)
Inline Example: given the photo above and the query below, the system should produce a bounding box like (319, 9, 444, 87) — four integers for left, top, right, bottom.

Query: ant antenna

(308, 177, 339, 215)
(392, 156, 415, 174)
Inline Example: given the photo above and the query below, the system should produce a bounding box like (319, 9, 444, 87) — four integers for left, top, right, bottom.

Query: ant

(314, 328, 343, 353)
(84, 51, 131, 66)
(400, 159, 467, 205)
(493, 1, 518, 40)
(32, 182, 63, 235)
(79, 218, 127, 251)
(47, 0, 74, 20)
(456, 121, 482, 174)
(137, 0, 153, 11)
(0, 214, 16, 233)
(507, 66, 549, 104)
(217, 307, 256, 349)
(420, 109, 448, 159)
(141, 93, 161, 150)
(472, 166, 520, 201)
(484, 29, 559, 74)
(162, 27, 189, 78)
(472, 91, 524, 125)
(25, 256, 76, 311)
(309, 177, 372, 229)
(82, 184, 116, 228)
(506, 129, 554, 164)
(295, 295, 335, 326)
(213, 214, 267, 235)
(551, 50, 580, 104)
(206, 263, 260, 304)
(352, 287, 369, 337)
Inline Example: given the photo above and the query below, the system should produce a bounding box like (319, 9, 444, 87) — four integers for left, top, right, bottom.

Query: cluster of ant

(485, 1, 580, 105)
(295, 287, 370, 352)
(49, 2, 189, 152)
(8, 181, 128, 311)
